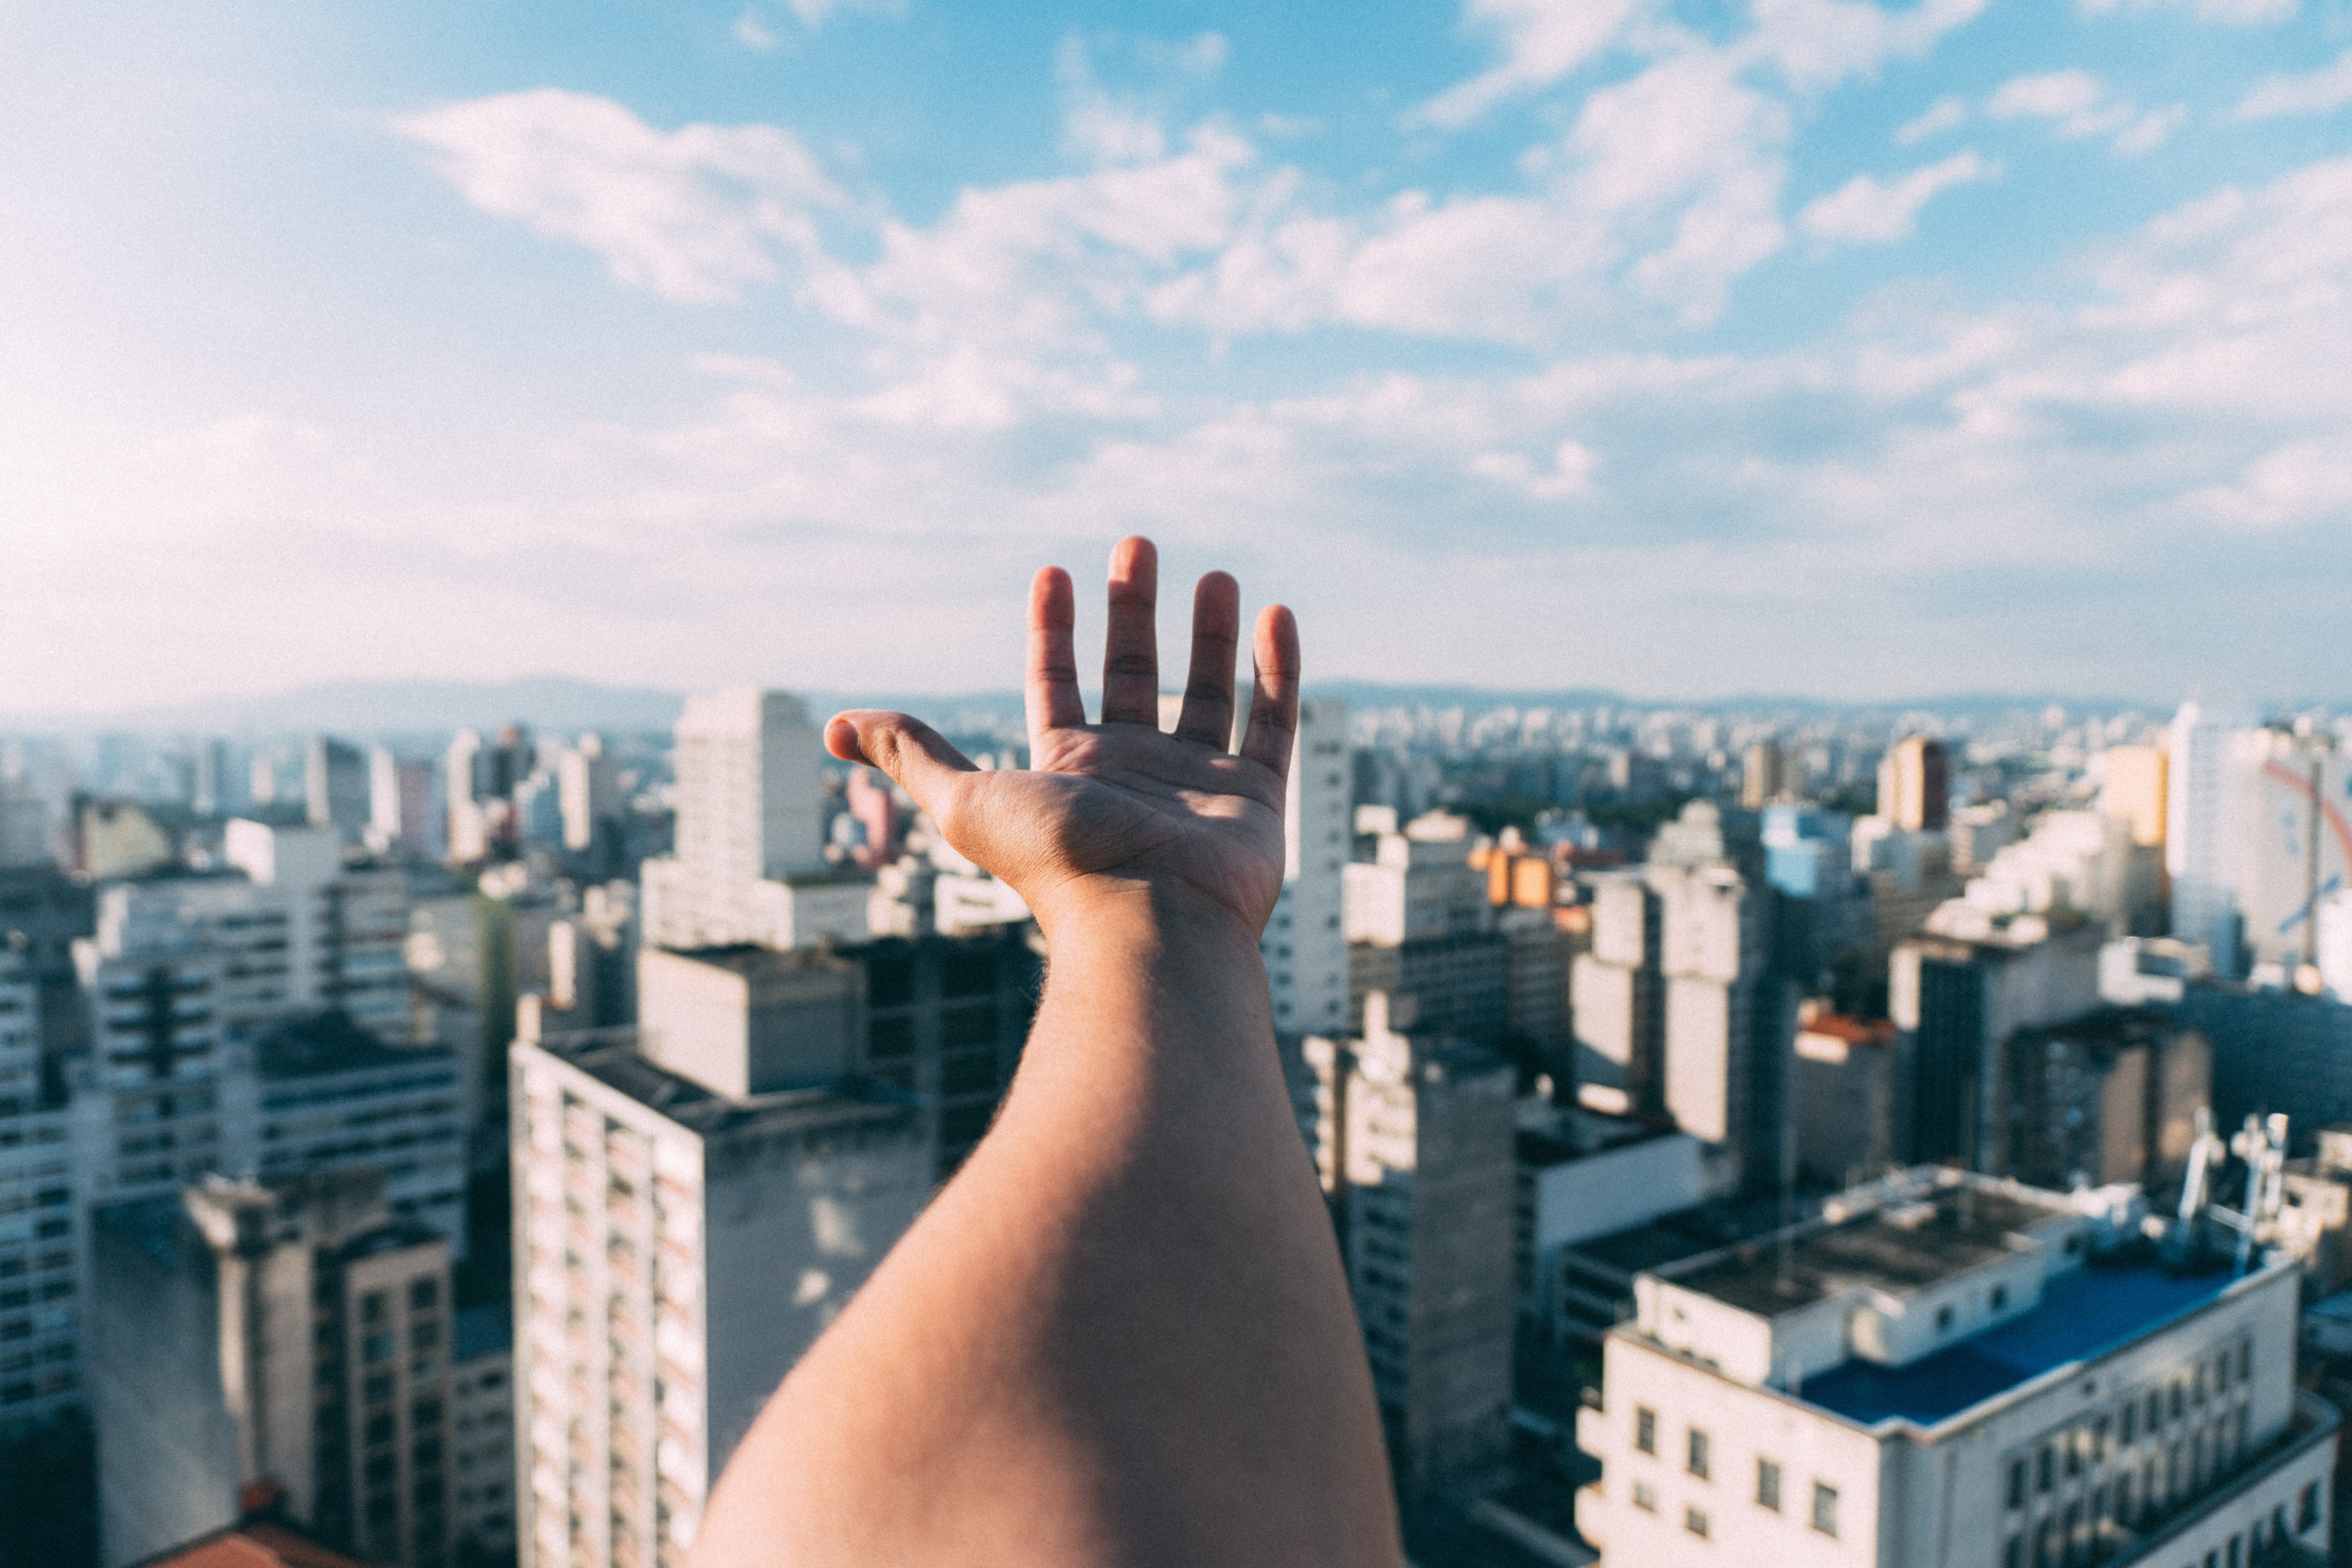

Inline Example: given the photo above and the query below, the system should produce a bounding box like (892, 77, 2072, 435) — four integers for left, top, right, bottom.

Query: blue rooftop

(1800, 1262, 2236, 1428)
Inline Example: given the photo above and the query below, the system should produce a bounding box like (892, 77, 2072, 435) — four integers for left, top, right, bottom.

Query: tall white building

(1268, 699, 1351, 1037)
(305, 735, 372, 844)
(509, 949, 931, 1568)
(559, 733, 622, 857)
(2167, 701, 2246, 978)
(1572, 802, 1791, 1190)
(1578, 1169, 2337, 1567)
(639, 690, 868, 952)
(223, 818, 412, 1041)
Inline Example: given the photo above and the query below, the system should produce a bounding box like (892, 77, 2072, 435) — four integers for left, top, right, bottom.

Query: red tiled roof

(125, 1523, 372, 1568)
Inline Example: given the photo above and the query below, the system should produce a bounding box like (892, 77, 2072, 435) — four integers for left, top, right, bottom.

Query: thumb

(826, 711, 979, 825)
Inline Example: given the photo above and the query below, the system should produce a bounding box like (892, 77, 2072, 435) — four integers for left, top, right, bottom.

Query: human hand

(824, 536, 1299, 938)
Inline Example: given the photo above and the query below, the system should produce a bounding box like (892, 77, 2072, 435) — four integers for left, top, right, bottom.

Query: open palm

(824, 537, 1300, 936)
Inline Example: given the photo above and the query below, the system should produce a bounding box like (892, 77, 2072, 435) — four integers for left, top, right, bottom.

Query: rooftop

(1798, 1256, 2237, 1428)
(1670, 1183, 2059, 1316)
(544, 1029, 918, 1140)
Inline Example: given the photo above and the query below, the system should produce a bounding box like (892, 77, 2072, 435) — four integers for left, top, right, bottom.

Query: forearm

(691, 886, 1401, 1567)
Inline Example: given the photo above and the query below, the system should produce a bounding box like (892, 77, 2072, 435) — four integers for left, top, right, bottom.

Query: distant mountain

(2, 674, 2211, 740)
(4, 676, 690, 738)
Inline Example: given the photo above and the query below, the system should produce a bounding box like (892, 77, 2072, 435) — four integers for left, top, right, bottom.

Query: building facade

(508, 1023, 929, 1568)
(90, 1170, 457, 1568)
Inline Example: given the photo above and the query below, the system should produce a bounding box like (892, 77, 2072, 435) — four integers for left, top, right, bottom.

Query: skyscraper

(305, 737, 372, 844)
(639, 689, 867, 952)
(1267, 699, 1351, 1038)
(90, 1169, 456, 1568)
(2167, 701, 2245, 978)
(508, 954, 931, 1568)
(1314, 995, 1516, 1501)
(1877, 735, 1951, 832)
(0, 949, 77, 1436)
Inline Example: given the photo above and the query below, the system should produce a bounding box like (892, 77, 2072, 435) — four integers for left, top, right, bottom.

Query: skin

(687, 537, 1403, 1567)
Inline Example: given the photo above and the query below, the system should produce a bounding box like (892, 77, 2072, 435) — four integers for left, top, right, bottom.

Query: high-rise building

(1311, 995, 1517, 1501)
(191, 738, 232, 819)
(2167, 701, 2246, 979)
(369, 748, 437, 858)
(224, 819, 412, 1042)
(305, 737, 372, 844)
(0, 776, 55, 868)
(2102, 744, 2169, 852)
(558, 733, 623, 867)
(509, 1000, 929, 1568)
(1268, 699, 1350, 1038)
(639, 690, 868, 952)
(0, 949, 78, 1436)
(90, 1169, 457, 1568)
(1571, 803, 1794, 1191)
(1740, 740, 1786, 810)
(449, 1303, 515, 1567)
(1877, 735, 1951, 832)
(250, 1012, 466, 1254)
(1890, 924, 2103, 1170)
(2229, 726, 2352, 977)
(1999, 1008, 2210, 1194)
(1577, 1169, 2337, 1567)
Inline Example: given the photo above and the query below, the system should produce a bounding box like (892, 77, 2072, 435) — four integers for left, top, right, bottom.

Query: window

(2239, 1342, 2252, 1381)
(363, 1332, 393, 1365)
(2007, 1458, 2027, 1509)
(1992, 1284, 2009, 1310)
(2004, 1538, 2023, 1568)
(1686, 1506, 1710, 1538)
(1633, 1482, 1657, 1513)
(1757, 1458, 1782, 1512)
(1687, 1428, 1710, 1480)
(2299, 1482, 2321, 1532)
(1811, 1482, 1839, 1538)
(1936, 1304, 1955, 1332)
(1635, 1406, 1656, 1455)
(2122, 1403, 2136, 1445)
(2038, 1445, 2054, 1492)
(362, 1291, 388, 1325)
(408, 1278, 438, 1311)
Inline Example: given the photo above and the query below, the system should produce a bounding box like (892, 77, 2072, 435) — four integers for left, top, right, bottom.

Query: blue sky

(4, 0, 2350, 713)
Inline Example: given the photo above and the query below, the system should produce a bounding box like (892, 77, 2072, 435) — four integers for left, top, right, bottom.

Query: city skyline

(8, 0, 2352, 707)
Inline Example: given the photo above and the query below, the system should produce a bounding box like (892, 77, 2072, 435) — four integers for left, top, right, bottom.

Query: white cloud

(1055, 33, 1229, 167)
(1799, 149, 1996, 247)
(394, 89, 847, 303)
(1407, 0, 1649, 130)
(1896, 96, 1968, 145)
(778, 0, 906, 27)
(1986, 70, 2182, 156)
(731, 7, 778, 51)
(2188, 439, 2352, 527)
(1471, 440, 1599, 499)
(2234, 46, 2352, 120)
(2077, 0, 2293, 24)
(1742, 0, 1991, 94)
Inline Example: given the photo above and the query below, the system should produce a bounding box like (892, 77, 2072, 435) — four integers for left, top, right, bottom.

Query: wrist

(1029, 875, 1263, 962)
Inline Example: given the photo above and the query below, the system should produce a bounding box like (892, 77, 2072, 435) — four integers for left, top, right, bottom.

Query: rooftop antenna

(2213, 1112, 2290, 1278)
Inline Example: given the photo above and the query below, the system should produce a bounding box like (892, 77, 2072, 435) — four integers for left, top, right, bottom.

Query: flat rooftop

(1798, 1258, 2236, 1427)
(548, 1031, 918, 1141)
(1670, 1184, 2058, 1315)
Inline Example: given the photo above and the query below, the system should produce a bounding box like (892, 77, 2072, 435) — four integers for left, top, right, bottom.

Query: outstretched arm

(688, 537, 1401, 1567)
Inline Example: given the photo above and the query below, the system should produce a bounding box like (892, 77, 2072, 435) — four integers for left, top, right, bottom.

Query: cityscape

(11, 0, 2352, 1562)
(2, 685, 2351, 1564)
